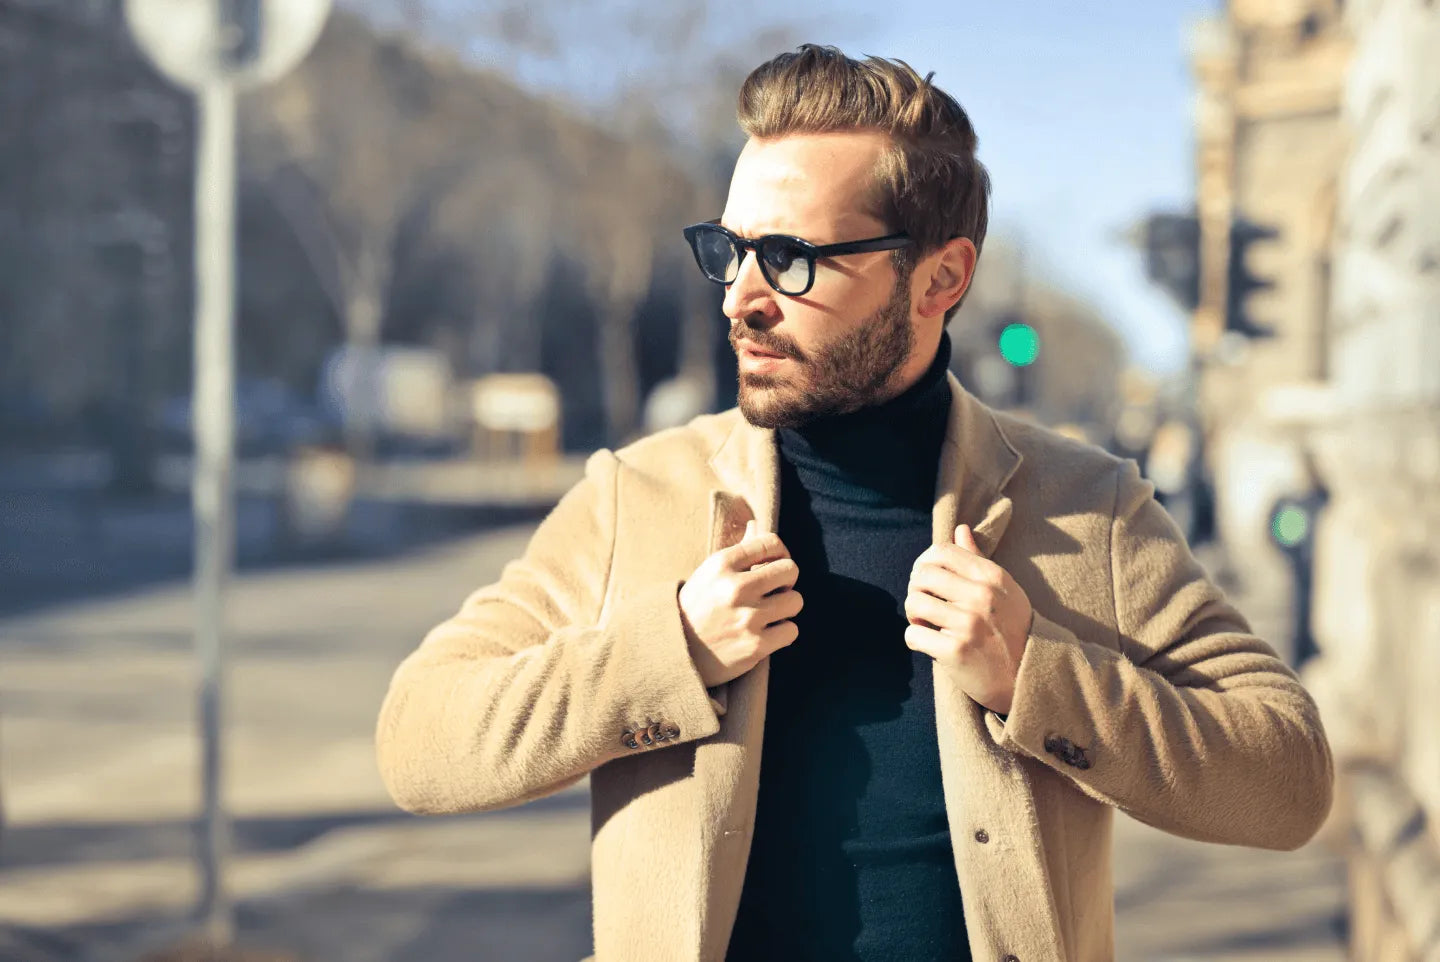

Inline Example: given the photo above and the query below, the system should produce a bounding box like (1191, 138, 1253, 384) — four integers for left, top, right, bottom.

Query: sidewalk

(0, 533, 1349, 961)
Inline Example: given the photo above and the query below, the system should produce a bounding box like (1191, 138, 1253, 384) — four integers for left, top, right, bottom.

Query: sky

(428, 0, 1224, 376)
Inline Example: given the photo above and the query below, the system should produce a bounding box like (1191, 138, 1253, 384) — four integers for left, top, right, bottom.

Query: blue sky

(431, 0, 1222, 375)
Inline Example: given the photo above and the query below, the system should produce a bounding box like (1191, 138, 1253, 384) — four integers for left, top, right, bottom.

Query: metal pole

(192, 76, 237, 950)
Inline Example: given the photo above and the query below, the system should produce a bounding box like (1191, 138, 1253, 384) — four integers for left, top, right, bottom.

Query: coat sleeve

(989, 458, 1335, 851)
(375, 448, 721, 815)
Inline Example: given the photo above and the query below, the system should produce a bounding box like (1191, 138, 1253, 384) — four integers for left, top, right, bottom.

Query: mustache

(729, 331, 794, 358)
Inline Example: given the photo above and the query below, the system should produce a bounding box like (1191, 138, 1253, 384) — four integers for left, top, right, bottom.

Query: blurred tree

(334, 0, 811, 445)
(0, 1, 193, 490)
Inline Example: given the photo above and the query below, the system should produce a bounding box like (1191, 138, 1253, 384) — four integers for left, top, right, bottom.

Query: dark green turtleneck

(726, 330, 972, 962)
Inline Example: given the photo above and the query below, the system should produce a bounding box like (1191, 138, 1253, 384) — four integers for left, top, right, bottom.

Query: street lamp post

(121, 0, 332, 948)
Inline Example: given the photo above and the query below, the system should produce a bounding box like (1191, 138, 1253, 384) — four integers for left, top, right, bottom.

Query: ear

(916, 237, 978, 319)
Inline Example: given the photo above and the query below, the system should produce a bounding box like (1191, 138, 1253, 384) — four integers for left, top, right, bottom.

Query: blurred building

(1308, 1, 1440, 958)
(1184, 1, 1440, 958)
(1188, 0, 1350, 621)
(0, 0, 194, 489)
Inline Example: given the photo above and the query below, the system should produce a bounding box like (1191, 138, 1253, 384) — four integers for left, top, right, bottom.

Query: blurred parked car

(156, 379, 335, 457)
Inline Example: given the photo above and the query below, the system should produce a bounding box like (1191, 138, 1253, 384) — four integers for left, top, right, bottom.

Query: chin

(738, 389, 819, 430)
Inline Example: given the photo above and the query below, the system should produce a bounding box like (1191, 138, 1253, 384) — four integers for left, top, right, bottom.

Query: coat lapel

(927, 378, 1067, 958)
(692, 371, 1059, 960)
(691, 408, 779, 956)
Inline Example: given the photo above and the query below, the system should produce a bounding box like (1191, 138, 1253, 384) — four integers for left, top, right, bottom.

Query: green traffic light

(1273, 506, 1309, 547)
(999, 323, 1039, 367)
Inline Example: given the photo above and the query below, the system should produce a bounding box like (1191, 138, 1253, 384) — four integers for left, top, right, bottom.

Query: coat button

(621, 731, 639, 750)
(1045, 734, 1091, 768)
(1002, 955, 1020, 962)
(974, 829, 989, 844)
(662, 723, 681, 739)
(640, 729, 654, 745)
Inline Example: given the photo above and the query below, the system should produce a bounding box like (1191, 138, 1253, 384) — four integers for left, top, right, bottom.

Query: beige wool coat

(375, 372, 1335, 962)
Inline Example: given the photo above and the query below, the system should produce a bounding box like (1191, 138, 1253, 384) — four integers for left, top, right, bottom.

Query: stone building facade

(1189, 0, 1351, 638)
(1306, 0, 1440, 957)
(1189, 1, 1440, 958)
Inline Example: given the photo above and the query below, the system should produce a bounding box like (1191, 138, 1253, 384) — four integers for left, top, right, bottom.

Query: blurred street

(0, 523, 1346, 962)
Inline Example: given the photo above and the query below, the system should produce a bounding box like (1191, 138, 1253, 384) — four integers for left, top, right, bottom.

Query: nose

(722, 247, 779, 323)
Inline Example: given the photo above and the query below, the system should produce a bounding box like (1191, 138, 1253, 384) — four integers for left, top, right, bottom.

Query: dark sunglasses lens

(692, 229, 739, 283)
(759, 239, 812, 293)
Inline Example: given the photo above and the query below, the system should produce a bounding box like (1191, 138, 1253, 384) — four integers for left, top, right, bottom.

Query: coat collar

(706, 369, 1024, 557)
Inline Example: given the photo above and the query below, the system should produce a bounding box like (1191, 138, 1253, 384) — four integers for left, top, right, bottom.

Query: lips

(738, 343, 785, 359)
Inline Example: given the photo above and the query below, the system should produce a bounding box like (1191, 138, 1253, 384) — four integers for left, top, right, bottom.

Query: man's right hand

(678, 520, 803, 688)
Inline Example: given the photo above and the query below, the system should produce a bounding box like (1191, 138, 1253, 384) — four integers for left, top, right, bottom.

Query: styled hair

(737, 44, 991, 317)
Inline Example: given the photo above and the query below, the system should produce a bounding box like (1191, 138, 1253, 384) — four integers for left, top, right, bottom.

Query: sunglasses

(682, 219, 912, 296)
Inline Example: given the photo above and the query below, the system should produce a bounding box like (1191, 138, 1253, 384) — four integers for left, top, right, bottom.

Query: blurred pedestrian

(377, 44, 1334, 962)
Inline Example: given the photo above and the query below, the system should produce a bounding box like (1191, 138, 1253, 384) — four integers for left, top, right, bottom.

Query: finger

(912, 564, 996, 612)
(758, 585, 803, 624)
(760, 618, 799, 652)
(723, 525, 789, 571)
(906, 590, 960, 631)
(903, 622, 948, 657)
(928, 543, 1007, 594)
(955, 523, 980, 553)
(743, 557, 800, 597)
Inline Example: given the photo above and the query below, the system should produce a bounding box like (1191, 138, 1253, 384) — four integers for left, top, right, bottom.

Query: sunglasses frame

(682, 219, 912, 297)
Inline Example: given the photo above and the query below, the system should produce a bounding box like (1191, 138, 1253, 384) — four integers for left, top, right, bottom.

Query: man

(377, 45, 1334, 962)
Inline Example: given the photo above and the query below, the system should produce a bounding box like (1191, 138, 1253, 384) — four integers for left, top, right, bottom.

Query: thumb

(745, 519, 756, 541)
(955, 523, 979, 552)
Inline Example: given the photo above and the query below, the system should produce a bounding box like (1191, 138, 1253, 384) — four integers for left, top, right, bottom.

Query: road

(0, 526, 1346, 961)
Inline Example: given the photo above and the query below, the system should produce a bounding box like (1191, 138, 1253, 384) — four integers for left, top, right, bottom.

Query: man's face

(720, 131, 921, 430)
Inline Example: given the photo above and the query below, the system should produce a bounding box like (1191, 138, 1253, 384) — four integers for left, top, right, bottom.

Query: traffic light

(1139, 212, 1200, 312)
(997, 320, 1039, 367)
(1267, 485, 1328, 670)
(994, 313, 1038, 408)
(1225, 217, 1279, 339)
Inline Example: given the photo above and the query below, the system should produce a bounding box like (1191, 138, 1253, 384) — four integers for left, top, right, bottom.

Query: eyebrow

(717, 220, 824, 243)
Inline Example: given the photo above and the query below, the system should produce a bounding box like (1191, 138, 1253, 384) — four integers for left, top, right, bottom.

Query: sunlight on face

(720, 131, 919, 429)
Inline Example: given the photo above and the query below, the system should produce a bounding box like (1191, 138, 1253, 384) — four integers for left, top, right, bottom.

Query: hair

(737, 44, 991, 319)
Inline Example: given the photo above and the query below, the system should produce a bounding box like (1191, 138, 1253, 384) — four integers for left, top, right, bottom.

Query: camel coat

(376, 372, 1334, 962)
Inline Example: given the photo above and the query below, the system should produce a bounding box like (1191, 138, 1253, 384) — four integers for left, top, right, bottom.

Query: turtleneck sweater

(726, 330, 972, 962)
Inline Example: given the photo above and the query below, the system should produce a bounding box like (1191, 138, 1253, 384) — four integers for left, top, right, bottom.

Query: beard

(732, 268, 915, 430)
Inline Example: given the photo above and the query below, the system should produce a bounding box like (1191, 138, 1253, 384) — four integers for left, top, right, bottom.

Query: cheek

(813, 265, 900, 321)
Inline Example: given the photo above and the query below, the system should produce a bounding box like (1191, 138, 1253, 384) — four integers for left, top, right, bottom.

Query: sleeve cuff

(597, 579, 722, 747)
(983, 610, 1109, 758)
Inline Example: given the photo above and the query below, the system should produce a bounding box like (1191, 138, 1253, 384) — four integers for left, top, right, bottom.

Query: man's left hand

(904, 523, 1033, 716)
